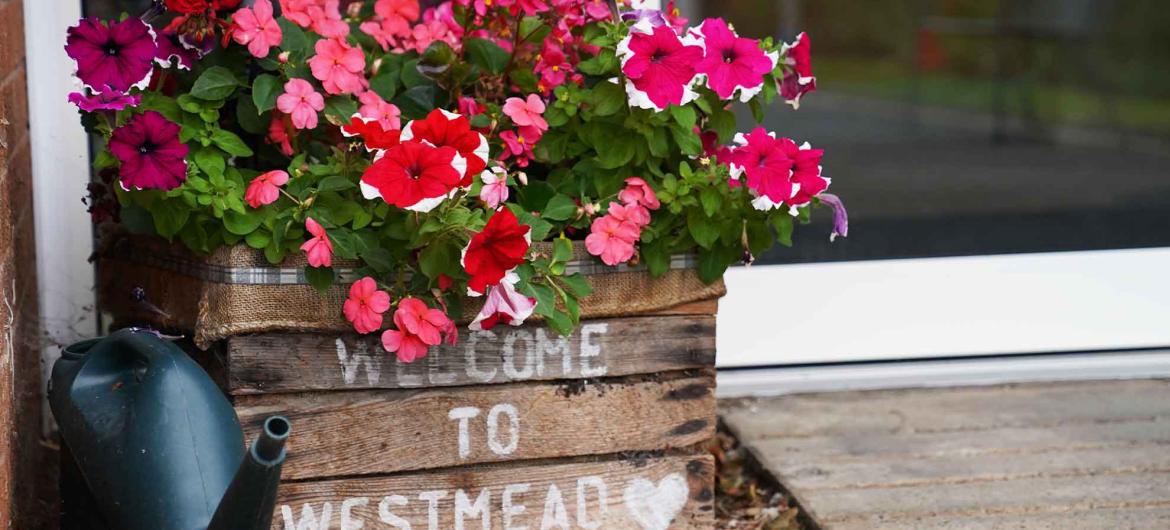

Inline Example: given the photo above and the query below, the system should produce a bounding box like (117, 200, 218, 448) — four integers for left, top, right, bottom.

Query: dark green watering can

(49, 328, 290, 530)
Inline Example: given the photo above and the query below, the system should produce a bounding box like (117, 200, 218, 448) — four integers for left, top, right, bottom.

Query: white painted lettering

(428, 348, 457, 385)
(487, 403, 520, 456)
(539, 484, 570, 530)
(336, 339, 382, 386)
(535, 328, 572, 376)
(502, 483, 530, 530)
(418, 490, 448, 530)
(395, 355, 425, 387)
(502, 330, 536, 380)
(448, 407, 481, 459)
(454, 488, 491, 530)
(282, 502, 333, 530)
(466, 331, 498, 382)
(578, 324, 609, 377)
(378, 495, 412, 530)
(340, 497, 368, 530)
(577, 476, 608, 529)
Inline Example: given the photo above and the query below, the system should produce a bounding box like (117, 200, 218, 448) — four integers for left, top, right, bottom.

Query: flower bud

(346, 2, 363, 17)
(278, 51, 290, 64)
(517, 171, 529, 185)
(583, 202, 598, 216)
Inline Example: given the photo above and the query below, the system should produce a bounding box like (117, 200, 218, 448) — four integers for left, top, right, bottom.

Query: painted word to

(447, 404, 520, 459)
(335, 323, 609, 387)
(278, 472, 689, 530)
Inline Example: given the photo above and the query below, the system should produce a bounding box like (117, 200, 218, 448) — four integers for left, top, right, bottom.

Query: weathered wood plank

(829, 507, 1170, 530)
(238, 372, 715, 480)
(226, 314, 716, 394)
(273, 453, 715, 530)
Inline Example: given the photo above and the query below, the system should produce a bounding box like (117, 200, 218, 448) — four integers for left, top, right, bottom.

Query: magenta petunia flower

(65, 17, 158, 94)
(154, 28, 200, 70)
(779, 32, 816, 109)
(68, 91, 142, 112)
(692, 18, 778, 102)
(727, 128, 828, 213)
(616, 24, 704, 110)
(108, 111, 190, 191)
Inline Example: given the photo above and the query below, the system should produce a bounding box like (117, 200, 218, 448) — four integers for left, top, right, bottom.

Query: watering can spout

(209, 415, 291, 530)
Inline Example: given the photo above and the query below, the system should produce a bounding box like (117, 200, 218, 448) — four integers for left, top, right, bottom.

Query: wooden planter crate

(97, 237, 723, 529)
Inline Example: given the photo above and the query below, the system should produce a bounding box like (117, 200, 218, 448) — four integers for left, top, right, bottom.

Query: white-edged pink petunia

(469, 272, 536, 331)
(691, 18, 778, 102)
(615, 24, 704, 111)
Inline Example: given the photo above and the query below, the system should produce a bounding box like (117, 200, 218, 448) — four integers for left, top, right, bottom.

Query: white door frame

(24, 0, 96, 431)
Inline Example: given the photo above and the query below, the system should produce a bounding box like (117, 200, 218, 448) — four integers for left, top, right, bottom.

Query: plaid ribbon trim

(118, 251, 698, 285)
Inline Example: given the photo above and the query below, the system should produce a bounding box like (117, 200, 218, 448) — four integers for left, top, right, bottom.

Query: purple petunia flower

(620, 8, 667, 29)
(109, 111, 189, 191)
(153, 28, 201, 70)
(68, 91, 142, 112)
(819, 193, 848, 241)
(65, 17, 158, 94)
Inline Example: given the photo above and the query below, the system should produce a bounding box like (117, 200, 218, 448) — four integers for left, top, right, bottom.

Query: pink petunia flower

(618, 176, 661, 210)
(692, 18, 778, 102)
(502, 94, 548, 132)
(68, 91, 142, 112)
(728, 128, 828, 212)
(381, 297, 454, 363)
(357, 91, 402, 130)
(232, 0, 282, 58)
(616, 24, 704, 110)
(478, 166, 509, 209)
(276, 79, 325, 130)
(309, 38, 367, 95)
(300, 217, 334, 267)
(585, 214, 640, 266)
(779, 32, 816, 109)
(108, 111, 189, 191)
(244, 169, 289, 208)
(469, 273, 536, 331)
(344, 277, 392, 334)
(279, 0, 350, 38)
(65, 17, 157, 94)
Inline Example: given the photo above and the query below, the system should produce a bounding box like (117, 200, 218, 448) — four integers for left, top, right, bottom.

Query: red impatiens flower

(108, 111, 189, 191)
(360, 141, 465, 212)
(616, 24, 703, 110)
(728, 128, 828, 212)
(65, 17, 157, 94)
(244, 169, 289, 208)
(462, 208, 531, 296)
(692, 18, 778, 102)
(381, 297, 455, 363)
(344, 277, 392, 334)
(401, 110, 488, 186)
(780, 32, 817, 109)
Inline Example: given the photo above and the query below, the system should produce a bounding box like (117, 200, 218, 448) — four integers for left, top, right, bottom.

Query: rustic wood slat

(273, 453, 715, 530)
(238, 372, 715, 480)
(226, 314, 716, 394)
(829, 507, 1170, 530)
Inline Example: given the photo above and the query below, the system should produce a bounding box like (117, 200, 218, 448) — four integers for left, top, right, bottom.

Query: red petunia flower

(461, 208, 531, 296)
(360, 141, 465, 212)
(108, 111, 189, 191)
(692, 18, 778, 102)
(401, 109, 488, 186)
(341, 114, 403, 152)
(616, 24, 703, 111)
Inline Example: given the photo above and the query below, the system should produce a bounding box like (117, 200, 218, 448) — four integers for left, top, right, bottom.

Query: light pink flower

(360, 0, 420, 50)
(502, 94, 548, 132)
(585, 215, 640, 266)
(244, 169, 289, 208)
(276, 79, 325, 130)
(232, 0, 282, 58)
(406, 19, 455, 54)
(357, 91, 402, 130)
(469, 273, 536, 330)
(309, 38, 367, 95)
(479, 166, 509, 209)
(344, 277, 392, 334)
(300, 217, 334, 267)
(279, 0, 350, 38)
(618, 176, 660, 210)
(606, 201, 650, 227)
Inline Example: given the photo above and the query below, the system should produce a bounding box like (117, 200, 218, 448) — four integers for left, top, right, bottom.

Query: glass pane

(694, 0, 1170, 263)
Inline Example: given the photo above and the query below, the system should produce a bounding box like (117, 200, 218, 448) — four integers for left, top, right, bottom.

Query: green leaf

(699, 187, 722, 217)
(392, 85, 437, 120)
(641, 238, 670, 276)
(369, 70, 400, 101)
(223, 210, 262, 235)
(529, 282, 557, 317)
(697, 248, 731, 283)
(545, 310, 574, 337)
(147, 199, 190, 239)
(589, 81, 625, 117)
(324, 96, 358, 121)
(317, 175, 355, 192)
(748, 98, 765, 123)
(236, 97, 266, 134)
(419, 241, 456, 279)
(594, 133, 635, 169)
(190, 66, 239, 101)
(687, 209, 719, 248)
(771, 214, 794, 247)
(558, 273, 592, 298)
(141, 92, 181, 122)
(252, 74, 281, 113)
(669, 122, 703, 156)
(552, 238, 573, 263)
(708, 107, 737, 143)
(193, 147, 226, 177)
(577, 49, 618, 76)
(519, 16, 551, 43)
(304, 266, 336, 293)
(543, 194, 578, 221)
(245, 229, 271, 249)
(359, 246, 395, 273)
(277, 19, 310, 55)
(670, 105, 696, 129)
(464, 38, 510, 74)
(210, 129, 254, 157)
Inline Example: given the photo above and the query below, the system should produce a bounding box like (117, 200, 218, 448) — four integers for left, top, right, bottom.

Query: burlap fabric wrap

(98, 234, 726, 349)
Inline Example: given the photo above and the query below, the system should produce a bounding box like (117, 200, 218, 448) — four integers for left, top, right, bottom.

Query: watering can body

(49, 328, 287, 530)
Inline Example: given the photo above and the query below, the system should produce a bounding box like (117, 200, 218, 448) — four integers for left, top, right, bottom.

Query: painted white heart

(623, 473, 689, 530)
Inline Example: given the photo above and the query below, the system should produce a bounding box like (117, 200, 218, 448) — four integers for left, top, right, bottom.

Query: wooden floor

(720, 379, 1170, 530)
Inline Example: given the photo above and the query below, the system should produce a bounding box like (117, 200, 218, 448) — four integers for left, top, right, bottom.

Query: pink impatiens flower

(344, 277, 392, 334)
(502, 94, 548, 132)
(585, 213, 641, 266)
(692, 18, 778, 102)
(300, 217, 334, 267)
(618, 177, 661, 210)
(279, 0, 350, 38)
(478, 166, 509, 209)
(232, 0, 282, 58)
(361, 0, 420, 50)
(357, 91, 402, 130)
(498, 126, 540, 168)
(309, 38, 368, 95)
(469, 273, 536, 331)
(381, 297, 455, 363)
(244, 169, 289, 208)
(276, 78, 325, 129)
(779, 32, 816, 109)
(616, 24, 703, 110)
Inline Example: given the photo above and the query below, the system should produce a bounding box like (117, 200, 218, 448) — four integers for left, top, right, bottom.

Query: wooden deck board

(721, 380, 1170, 529)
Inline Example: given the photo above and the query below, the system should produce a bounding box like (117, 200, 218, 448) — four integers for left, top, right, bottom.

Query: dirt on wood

(710, 431, 805, 530)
